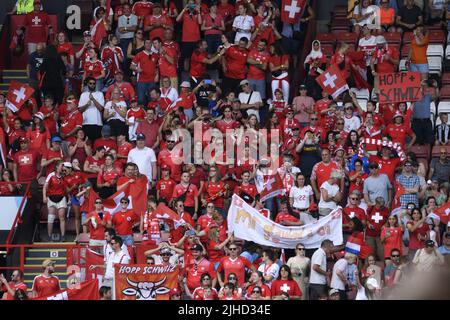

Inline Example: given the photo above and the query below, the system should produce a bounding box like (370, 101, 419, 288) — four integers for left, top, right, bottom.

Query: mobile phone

(185, 229, 196, 237)
(204, 79, 212, 85)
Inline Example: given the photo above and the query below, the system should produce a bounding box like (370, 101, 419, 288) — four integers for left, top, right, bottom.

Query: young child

(126, 97, 146, 141)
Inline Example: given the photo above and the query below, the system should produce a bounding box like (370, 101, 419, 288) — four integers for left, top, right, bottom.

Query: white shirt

(239, 90, 262, 120)
(104, 100, 127, 122)
(330, 258, 348, 290)
(353, 5, 378, 26)
(310, 248, 327, 285)
(160, 87, 179, 104)
(104, 250, 130, 280)
(127, 146, 157, 181)
(151, 253, 181, 266)
(78, 91, 105, 126)
(358, 36, 377, 66)
(104, 242, 130, 261)
(319, 181, 340, 210)
(344, 115, 362, 133)
(232, 15, 254, 43)
(258, 262, 280, 287)
(290, 185, 313, 209)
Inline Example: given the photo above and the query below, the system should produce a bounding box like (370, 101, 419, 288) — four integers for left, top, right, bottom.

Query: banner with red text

(228, 194, 343, 249)
(32, 280, 99, 300)
(378, 72, 422, 104)
(114, 264, 179, 300)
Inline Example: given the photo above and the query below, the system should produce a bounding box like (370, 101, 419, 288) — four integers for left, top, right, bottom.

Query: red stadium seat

(384, 32, 402, 44)
(409, 145, 431, 160)
(429, 30, 446, 44)
(321, 43, 335, 57)
(315, 33, 337, 45)
(401, 45, 410, 58)
(428, 23, 443, 30)
(403, 32, 414, 44)
(442, 73, 450, 86)
(432, 145, 450, 158)
(440, 86, 450, 100)
(334, 32, 358, 45)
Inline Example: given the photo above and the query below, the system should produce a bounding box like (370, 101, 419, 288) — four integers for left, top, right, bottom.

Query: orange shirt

(410, 35, 429, 65)
(380, 8, 395, 25)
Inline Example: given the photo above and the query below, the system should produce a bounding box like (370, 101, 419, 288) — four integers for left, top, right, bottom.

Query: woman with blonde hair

(286, 243, 310, 300)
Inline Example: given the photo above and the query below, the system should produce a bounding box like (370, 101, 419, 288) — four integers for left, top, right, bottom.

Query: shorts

(71, 196, 80, 206)
(89, 239, 106, 250)
(119, 234, 134, 246)
(410, 63, 429, 73)
(181, 42, 197, 59)
(47, 196, 67, 210)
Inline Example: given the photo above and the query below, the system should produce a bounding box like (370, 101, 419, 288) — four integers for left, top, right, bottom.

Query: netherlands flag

(345, 241, 361, 255)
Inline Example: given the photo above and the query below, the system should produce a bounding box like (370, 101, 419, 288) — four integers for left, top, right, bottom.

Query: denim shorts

(119, 234, 134, 246)
(410, 63, 429, 73)
(71, 196, 80, 206)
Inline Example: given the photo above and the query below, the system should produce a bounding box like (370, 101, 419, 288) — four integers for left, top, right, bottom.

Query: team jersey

(247, 49, 269, 80)
(32, 274, 60, 297)
(358, 36, 377, 66)
(13, 149, 40, 182)
(45, 172, 66, 196)
(224, 46, 248, 79)
(101, 46, 124, 79)
(85, 211, 107, 240)
(217, 256, 253, 286)
(131, 51, 159, 83)
(25, 12, 51, 43)
(271, 279, 302, 297)
(110, 210, 139, 235)
(185, 257, 215, 291)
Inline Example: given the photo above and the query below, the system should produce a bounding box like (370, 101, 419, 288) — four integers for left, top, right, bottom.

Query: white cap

(376, 35, 386, 45)
(180, 81, 191, 88)
(63, 162, 72, 168)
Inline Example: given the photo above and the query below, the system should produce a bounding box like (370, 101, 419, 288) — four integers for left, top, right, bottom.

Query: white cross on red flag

(259, 173, 284, 202)
(315, 65, 349, 99)
(5, 81, 34, 112)
(281, 0, 306, 24)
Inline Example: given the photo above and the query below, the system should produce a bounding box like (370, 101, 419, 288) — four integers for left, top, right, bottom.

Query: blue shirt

(438, 245, 450, 255)
(413, 94, 432, 119)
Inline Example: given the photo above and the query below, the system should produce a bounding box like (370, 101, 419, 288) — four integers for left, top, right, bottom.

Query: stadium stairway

(23, 245, 70, 290)
(0, 69, 28, 95)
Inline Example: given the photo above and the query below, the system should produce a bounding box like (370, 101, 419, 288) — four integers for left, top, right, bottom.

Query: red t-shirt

(131, 51, 159, 83)
(246, 284, 271, 298)
(224, 46, 249, 79)
(369, 156, 401, 182)
(42, 147, 64, 177)
(181, 13, 201, 42)
(85, 211, 107, 240)
(160, 41, 179, 77)
(101, 46, 124, 77)
(172, 183, 199, 207)
(26, 127, 50, 152)
(372, 47, 399, 74)
(84, 156, 105, 179)
(157, 148, 183, 182)
(83, 59, 105, 79)
(97, 168, 121, 185)
(343, 206, 366, 233)
(380, 226, 403, 258)
(366, 206, 390, 237)
(185, 257, 215, 290)
(247, 49, 270, 80)
(57, 43, 74, 61)
(271, 279, 302, 297)
(156, 178, 176, 201)
(217, 256, 253, 286)
(1, 281, 27, 300)
(275, 212, 300, 224)
(233, 183, 257, 199)
(407, 221, 428, 250)
(132, 1, 153, 17)
(63, 171, 87, 196)
(203, 181, 226, 209)
(32, 275, 60, 297)
(13, 149, 40, 182)
(384, 123, 413, 147)
(117, 142, 134, 167)
(93, 138, 117, 153)
(45, 172, 66, 196)
(144, 14, 173, 40)
(25, 12, 51, 43)
(215, 119, 240, 133)
(311, 161, 339, 191)
(60, 110, 83, 142)
(190, 49, 208, 78)
(105, 82, 136, 101)
(110, 210, 139, 235)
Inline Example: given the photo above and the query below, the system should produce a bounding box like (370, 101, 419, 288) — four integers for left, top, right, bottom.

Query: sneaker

(60, 235, 66, 242)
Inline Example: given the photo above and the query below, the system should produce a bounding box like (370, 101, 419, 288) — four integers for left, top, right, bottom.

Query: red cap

(291, 122, 301, 129)
(170, 287, 181, 297)
(393, 112, 404, 119)
(19, 136, 28, 143)
(309, 202, 318, 211)
(284, 107, 294, 115)
(161, 164, 171, 171)
(130, 96, 138, 103)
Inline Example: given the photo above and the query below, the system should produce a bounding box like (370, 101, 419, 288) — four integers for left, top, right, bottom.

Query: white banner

(227, 194, 343, 249)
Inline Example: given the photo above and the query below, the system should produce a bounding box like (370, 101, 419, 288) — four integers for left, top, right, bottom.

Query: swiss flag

(435, 201, 450, 225)
(91, 18, 108, 48)
(392, 182, 405, 210)
(258, 173, 284, 202)
(316, 65, 349, 99)
(5, 81, 34, 112)
(150, 203, 188, 229)
(281, 0, 306, 24)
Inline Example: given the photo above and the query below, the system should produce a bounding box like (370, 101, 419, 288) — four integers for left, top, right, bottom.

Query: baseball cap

(51, 136, 62, 143)
(170, 287, 181, 297)
(369, 162, 379, 169)
(393, 112, 404, 119)
(33, 112, 44, 121)
(180, 81, 191, 88)
(191, 244, 203, 252)
(239, 79, 250, 86)
(83, 30, 91, 37)
(425, 240, 435, 247)
(376, 35, 386, 45)
(299, 84, 307, 90)
(63, 162, 72, 168)
(329, 288, 339, 296)
(42, 259, 55, 268)
(160, 247, 172, 255)
(19, 137, 28, 143)
(136, 133, 146, 141)
(130, 96, 138, 103)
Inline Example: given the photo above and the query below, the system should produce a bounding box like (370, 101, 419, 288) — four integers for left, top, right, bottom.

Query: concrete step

(2, 69, 28, 78)
(27, 248, 68, 259)
(1, 76, 29, 84)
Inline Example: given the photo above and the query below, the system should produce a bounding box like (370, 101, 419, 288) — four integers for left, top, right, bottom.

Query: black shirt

(398, 5, 422, 25)
(28, 51, 44, 81)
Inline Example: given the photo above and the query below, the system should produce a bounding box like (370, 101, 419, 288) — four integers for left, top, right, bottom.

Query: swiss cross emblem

(32, 16, 41, 25)
(13, 87, 26, 103)
(20, 155, 31, 164)
(371, 212, 383, 223)
(323, 73, 338, 88)
(127, 217, 131, 221)
(263, 177, 276, 191)
(284, 0, 301, 19)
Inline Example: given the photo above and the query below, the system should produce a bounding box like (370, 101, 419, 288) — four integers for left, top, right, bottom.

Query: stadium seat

(399, 59, 408, 72)
(409, 145, 431, 160)
(445, 45, 450, 60)
(431, 111, 436, 128)
(437, 100, 450, 112)
(321, 44, 335, 58)
(432, 145, 450, 157)
(428, 30, 446, 44)
(315, 33, 337, 45)
(334, 31, 358, 45)
(350, 88, 370, 100)
(428, 56, 443, 75)
(430, 101, 438, 115)
(442, 73, 450, 86)
(384, 32, 402, 45)
(428, 22, 443, 30)
(402, 32, 414, 44)
(427, 45, 444, 58)
(401, 45, 410, 58)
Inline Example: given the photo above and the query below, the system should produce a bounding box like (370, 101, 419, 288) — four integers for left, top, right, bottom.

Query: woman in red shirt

(83, 146, 106, 187)
(201, 3, 225, 54)
(201, 166, 227, 213)
(172, 171, 199, 217)
(348, 159, 368, 195)
(26, 112, 51, 153)
(271, 265, 302, 299)
(406, 208, 429, 259)
(97, 154, 121, 199)
(56, 32, 74, 67)
(381, 214, 404, 259)
(82, 48, 106, 91)
(0, 169, 16, 195)
(206, 227, 233, 266)
(269, 42, 289, 101)
(68, 129, 92, 165)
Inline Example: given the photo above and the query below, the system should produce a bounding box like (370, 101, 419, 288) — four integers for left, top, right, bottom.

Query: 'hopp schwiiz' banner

(378, 72, 423, 104)
(228, 194, 343, 249)
(114, 264, 179, 300)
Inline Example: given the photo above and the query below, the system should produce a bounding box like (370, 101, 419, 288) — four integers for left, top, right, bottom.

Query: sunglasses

(110, 242, 117, 245)
(252, 290, 261, 294)
(228, 277, 237, 280)
(121, 201, 129, 204)
(337, 122, 344, 125)
(202, 278, 211, 281)
(311, 118, 318, 120)
(350, 197, 358, 200)
(95, 201, 102, 204)
(207, 205, 215, 208)
(391, 254, 400, 258)
(296, 248, 305, 251)
(161, 253, 171, 256)
(167, 141, 176, 143)
(229, 248, 238, 251)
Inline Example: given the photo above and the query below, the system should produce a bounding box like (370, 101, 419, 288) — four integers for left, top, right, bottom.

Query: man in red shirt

(234, 170, 258, 202)
(369, 145, 401, 182)
(185, 244, 216, 292)
(84, 198, 108, 248)
(60, 98, 83, 143)
(24, 0, 52, 54)
(143, 3, 173, 41)
(105, 71, 136, 102)
(222, 37, 249, 94)
(106, 197, 139, 246)
(247, 39, 270, 100)
(310, 148, 343, 200)
(217, 243, 256, 287)
(161, 28, 180, 89)
(384, 113, 416, 149)
(156, 165, 176, 202)
(158, 138, 183, 182)
(0, 270, 27, 300)
(176, 1, 203, 72)
(343, 191, 367, 235)
(31, 259, 61, 298)
(131, 39, 159, 106)
(132, 0, 154, 26)
(12, 137, 40, 184)
(371, 36, 399, 95)
(136, 108, 160, 149)
(365, 197, 389, 260)
(93, 125, 118, 152)
(190, 40, 224, 83)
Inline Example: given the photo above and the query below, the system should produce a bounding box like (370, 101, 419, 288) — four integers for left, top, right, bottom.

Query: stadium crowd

(1, 0, 450, 300)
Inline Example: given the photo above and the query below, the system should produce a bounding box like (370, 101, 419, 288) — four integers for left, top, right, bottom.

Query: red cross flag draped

(32, 280, 100, 300)
(316, 65, 349, 99)
(91, 18, 108, 48)
(256, 173, 284, 202)
(281, 0, 306, 24)
(5, 81, 34, 112)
